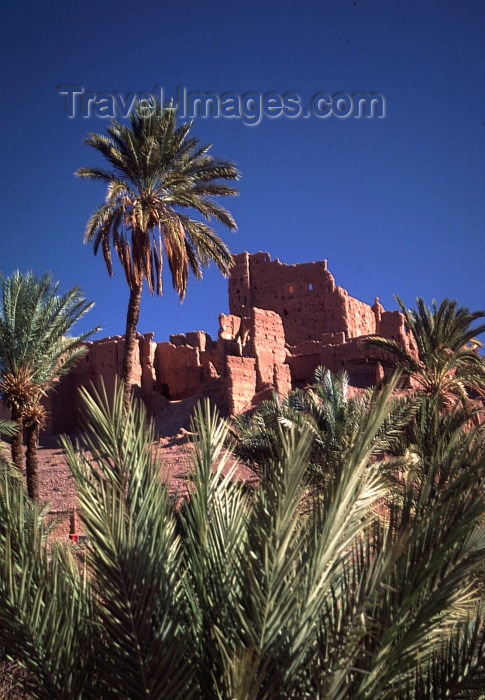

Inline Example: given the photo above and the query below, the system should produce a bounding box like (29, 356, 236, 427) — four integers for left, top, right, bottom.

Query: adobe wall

(229, 252, 377, 344)
(47, 335, 141, 433)
(43, 250, 413, 434)
(48, 309, 291, 433)
(287, 338, 381, 389)
(225, 356, 257, 414)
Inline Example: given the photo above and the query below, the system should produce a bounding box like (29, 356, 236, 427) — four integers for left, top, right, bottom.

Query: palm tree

(231, 369, 358, 468)
(0, 271, 98, 499)
(0, 384, 483, 698)
(76, 101, 240, 412)
(365, 296, 485, 408)
(231, 367, 412, 493)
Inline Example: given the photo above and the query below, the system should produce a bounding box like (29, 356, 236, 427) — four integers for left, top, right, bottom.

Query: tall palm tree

(365, 296, 485, 408)
(0, 271, 98, 500)
(76, 101, 240, 412)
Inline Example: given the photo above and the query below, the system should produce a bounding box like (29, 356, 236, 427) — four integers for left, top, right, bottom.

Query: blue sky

(1, 0, 484, 342)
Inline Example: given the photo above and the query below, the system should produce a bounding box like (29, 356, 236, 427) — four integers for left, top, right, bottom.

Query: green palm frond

(0, 418, 18, 439)
(77, 99, 240, 300)
(349, 404, 485, 697)
(365, 295, 485, 405)
(231, 367, 414, 489)
(178, 400, 249, 697)
(0, 271, 99, 493)
(62, 380, 190, 699)
(1, 377, 483, 697)
(408, 611, 485, 699)
(0, 463, 98, 699)
(364, 334, 422, 373)
(0, 271, 98, 385)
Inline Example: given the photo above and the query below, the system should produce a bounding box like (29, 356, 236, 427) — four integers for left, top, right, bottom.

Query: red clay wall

(343, 293, 377, 338)
(43, 250, 412, 434)
(229, 252, 377, 344)
(155, 342, 203, 400)
(224, 356, 257, 414)
(48, 335, 142, 433)
(287, 338, 381, 389)
(250, 307, 288, 390)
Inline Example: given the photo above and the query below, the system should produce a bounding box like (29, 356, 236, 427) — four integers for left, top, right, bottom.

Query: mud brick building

(45, 252, 414, 433)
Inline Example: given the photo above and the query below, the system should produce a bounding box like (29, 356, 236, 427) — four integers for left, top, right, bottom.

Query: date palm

(76, 101, 240, 412)
(0, 383, 484, 698)
(230, 369, 353, 487)
(0, 271, 98, 499)
(231, 367, 412, 492)
(366, 296, 485, 408)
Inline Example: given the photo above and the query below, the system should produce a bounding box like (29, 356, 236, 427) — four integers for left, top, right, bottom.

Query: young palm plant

(0, 382, 483, 698)
(342, 399, 485, 698)
(76, 100, 240, 412)
(365, 296, 485, 409)
(0, 460, 98, 698)
(231, 366, 413, 495)
(0, 271, 98, 499)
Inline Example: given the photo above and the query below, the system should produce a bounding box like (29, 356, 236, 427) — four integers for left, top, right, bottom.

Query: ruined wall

(287, 338, 381, 389)
(48, 335, 142, 433)
(49, 305, 292, 432)
(343, 293, 377, 338)
(155, 342, 204, 400)
(250, 307, 288, 390)
(43, 250, 412, 434)
(224, 356, 257, 414)
(229, 252, 377, 344)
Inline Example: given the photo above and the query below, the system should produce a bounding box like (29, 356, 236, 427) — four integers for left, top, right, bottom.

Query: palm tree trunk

(25, 422, 40, 501)
(10, 406, 24, 473)
(122, 282, 143, 414)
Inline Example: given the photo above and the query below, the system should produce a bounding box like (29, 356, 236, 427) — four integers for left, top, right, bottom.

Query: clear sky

(1, 0, 484, 342)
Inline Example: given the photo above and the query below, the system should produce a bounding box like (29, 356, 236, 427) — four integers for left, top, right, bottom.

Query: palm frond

(0, 463, 98, 698)
(62, 379, 191, 699)
(78, 99, 240, 298)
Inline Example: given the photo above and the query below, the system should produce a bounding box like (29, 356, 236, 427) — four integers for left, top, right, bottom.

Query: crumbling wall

(43, 250, 413, 434)
(229, 252, 377, 344)
(287, 337, 381, 389)
(379, 311, 412, 347)
(224, 356, 257, 414)
(250, 307, 288, 390)
(343, 293, 377, 338)
(217, 313, 252, 363)
(48, 335, 142, 433)
(155, 342, 203, 400)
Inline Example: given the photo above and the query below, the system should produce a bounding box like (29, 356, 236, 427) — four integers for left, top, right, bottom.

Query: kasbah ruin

(10, 250, 420, 538)
(46, 250, 415, 435)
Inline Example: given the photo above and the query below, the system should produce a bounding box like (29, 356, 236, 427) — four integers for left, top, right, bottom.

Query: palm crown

(366, 296, 485, 405)
(0, 271, 98, 497)
(0, 272, 96, 386)
(76, 103, 240, 298)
